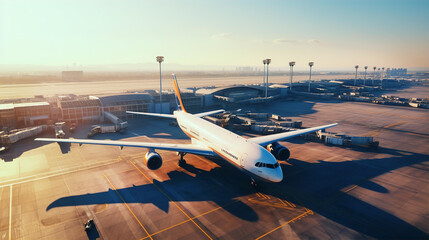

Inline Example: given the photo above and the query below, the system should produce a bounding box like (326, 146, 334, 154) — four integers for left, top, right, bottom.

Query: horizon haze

(1, 0, 429, 73)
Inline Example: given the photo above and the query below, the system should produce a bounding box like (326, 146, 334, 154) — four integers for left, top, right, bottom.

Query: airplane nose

(271, 169, 283, 182)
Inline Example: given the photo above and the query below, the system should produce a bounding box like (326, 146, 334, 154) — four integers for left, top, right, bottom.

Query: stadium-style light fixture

(156, 56, 164, 113)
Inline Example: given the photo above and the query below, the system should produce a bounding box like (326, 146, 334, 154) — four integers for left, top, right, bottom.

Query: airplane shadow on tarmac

(0, 136, 51, 162)
(46, 147, 429, 239)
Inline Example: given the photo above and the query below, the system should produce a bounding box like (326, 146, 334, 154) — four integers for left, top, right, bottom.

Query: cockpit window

(255, 162, 279, 169)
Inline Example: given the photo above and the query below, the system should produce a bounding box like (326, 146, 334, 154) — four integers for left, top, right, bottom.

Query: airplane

(35, 74, 337, 186)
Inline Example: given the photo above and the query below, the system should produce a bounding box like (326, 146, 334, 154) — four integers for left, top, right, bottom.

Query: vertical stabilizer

(172, 74, 187, 113)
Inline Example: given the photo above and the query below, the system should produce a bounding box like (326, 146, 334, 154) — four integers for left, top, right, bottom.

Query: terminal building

(0, 84, 288, 129)
(98, 93, 153, 120)
(56, 95, 102, 124)
(196, 85, 287, 106)
(0, 102, 51, 129)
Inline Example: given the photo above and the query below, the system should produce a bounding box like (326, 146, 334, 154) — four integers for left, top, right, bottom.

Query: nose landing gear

(251, 178, 258, 188)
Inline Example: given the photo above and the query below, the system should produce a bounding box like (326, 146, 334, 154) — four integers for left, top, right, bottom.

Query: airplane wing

(34, 138, 215, 156)
(194, 109, 225, 118)
(126, 111, 176, 119)
(250, 123, 337, 146)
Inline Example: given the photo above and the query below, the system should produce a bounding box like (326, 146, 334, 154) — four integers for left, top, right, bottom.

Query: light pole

(289, 61, 295, 91)
(265, 59, 271, 98)
(364, 66, 368, 86)
(262, 59, 267, 87)
(156, 56, 164, 113)
(308, 62, 314, 93)
(381, 67, 385, 87)
(373, 66, 376, 86)
(354, 65, 359, 86)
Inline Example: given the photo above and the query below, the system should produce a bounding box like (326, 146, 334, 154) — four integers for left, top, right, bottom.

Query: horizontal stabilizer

(126, 111, 176, 119)
(195, 109, 225, 118)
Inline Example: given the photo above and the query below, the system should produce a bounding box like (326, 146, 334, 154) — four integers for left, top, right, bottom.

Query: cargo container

(203, 116, 222, 125)
(276, 121, 294, 127)
(247, 113, 269, 119)
(270, 114, 282, 120)
(326, 137, 344, 145)
(350, 136, 373, 145)
(0, 125, 47, 145)
(409, 102, 420, 108)
(293, 120, 303, 128)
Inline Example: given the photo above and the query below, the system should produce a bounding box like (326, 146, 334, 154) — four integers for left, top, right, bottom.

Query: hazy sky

(1, 0, 428, 71)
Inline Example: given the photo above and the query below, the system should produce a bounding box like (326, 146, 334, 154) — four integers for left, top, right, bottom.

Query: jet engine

(143, 151, 163, 170)
(267, 142, 290, 161)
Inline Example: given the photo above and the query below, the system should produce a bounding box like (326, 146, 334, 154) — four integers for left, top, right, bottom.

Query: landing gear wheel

(178, 159, 186, 166)
(178, 152, 187, 166)
(251, 178, 258, 188)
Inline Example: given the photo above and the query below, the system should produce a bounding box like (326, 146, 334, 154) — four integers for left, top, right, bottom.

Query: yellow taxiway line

(140, 201, 237, 240)
(255, 208, 313, 240)
(103, 173, 153, 240)
(129, 160, 213, 240)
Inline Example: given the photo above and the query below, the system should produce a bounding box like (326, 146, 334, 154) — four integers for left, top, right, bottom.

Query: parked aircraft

(36, 74, 337, 185)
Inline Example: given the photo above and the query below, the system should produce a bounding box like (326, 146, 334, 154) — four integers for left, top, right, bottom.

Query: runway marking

(249, 193, 299, 210)
(103, 173, 153, 240)
(343, 184, 358, 193)
(255, 208, 313, 240)
(255, 192, 270, 199)
(129, 160, 213, 240)
(0, 158, 120, 188)
(9, 185, 12, 240)
(278, 198, 295, 208)
(139, 201, 238, 240)
(128, 130, 140, 136)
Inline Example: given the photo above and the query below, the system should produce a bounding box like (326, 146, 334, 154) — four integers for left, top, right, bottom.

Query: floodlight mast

(373, 66, 376, 86)
(364, 66, 368, 86)
(354, 65, 359, 86)
(156, 56, 164, 113)
(289, 61, 295, 91)
(265, 59, 271, 98)
(308, 62, 314, 92)
(263, 59, 267, 87)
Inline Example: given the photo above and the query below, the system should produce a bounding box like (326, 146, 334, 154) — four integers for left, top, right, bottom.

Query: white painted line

(128, 131, 140, 136)
(9, 184, 12, 240)
(0, 159, 119, 188)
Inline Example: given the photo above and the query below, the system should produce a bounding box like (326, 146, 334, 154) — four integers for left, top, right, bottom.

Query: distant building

(62, 71, 84, 81)
(387, 68, 407, 77)
(98, 94, 153, 120)
(0, 102, 50, 128)
(57, 95, 102, 124)
(236, 66, 257, 72)
(0, 104, 16, 129)
(196, 85, 283, 106)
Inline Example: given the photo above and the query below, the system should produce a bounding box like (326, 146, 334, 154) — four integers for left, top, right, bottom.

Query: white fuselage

(174, 111, 283, 182)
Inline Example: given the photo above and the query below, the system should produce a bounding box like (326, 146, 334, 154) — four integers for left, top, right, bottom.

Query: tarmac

(0, 99, 428, 239)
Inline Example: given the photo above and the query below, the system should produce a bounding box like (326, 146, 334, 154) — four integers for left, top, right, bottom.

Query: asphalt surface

(0, 99, 428, 239)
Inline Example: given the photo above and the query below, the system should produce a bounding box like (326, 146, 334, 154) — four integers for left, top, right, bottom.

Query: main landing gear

(177, 152, 187, 166)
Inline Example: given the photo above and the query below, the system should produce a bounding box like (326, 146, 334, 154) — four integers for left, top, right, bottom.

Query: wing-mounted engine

(266, 142, 290, 161)
(144, 151, 163, 170)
